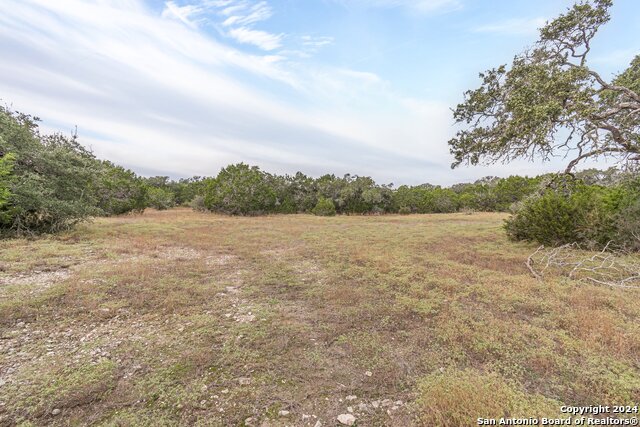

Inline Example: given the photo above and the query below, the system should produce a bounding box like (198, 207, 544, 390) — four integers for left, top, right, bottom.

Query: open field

(1, 209, 639, 426)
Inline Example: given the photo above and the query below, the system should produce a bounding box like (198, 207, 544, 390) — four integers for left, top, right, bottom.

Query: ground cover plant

(1, 209, 639, 425)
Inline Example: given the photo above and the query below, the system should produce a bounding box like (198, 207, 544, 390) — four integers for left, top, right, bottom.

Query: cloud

(336, 0, 461, 14)
(221, 1, 272, 26)
(474, 17, 546, 36)
(227, 27, 283, 50)
(161, 1, 203, 28)
(301, 35, 334, 48)
(0, 0, 460, 185)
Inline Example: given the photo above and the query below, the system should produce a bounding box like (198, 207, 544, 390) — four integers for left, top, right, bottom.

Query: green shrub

(204, 163, 276, 215)
(189, 195, 206, 212)
(93, 161, 147, 216)
(0, 108, 100, 236)
(0, 153, 14, 223)
(146, 187, 175, 210)
(312, 197, 336, 216)
(505, 176, 640, 250)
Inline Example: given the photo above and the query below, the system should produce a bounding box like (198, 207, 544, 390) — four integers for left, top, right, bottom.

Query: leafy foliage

(0, 107, 100, 235)
(312, 197, 336, 216)
(0, 153, 14, 223)
(93, 161, 147, 216)
(204, 163, 276, 215)
(505, 175, 640, 250)
(450, 0, 639, 173)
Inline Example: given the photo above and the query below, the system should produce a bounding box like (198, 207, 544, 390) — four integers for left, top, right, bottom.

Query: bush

(0, 108, 100, 236)
(312, 197, 336, 216)
(505, 176, 640, 250)
(204, 163, 276, 215)
(146, 187, 175, 210)
(190, 195, 207, 212)
(93, 161, 147, 216)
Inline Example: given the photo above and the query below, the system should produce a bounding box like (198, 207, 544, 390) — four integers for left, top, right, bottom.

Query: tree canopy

(449, 0, 639, 173)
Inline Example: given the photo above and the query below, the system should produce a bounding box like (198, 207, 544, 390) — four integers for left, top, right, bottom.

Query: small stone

(51, 408, 61, 416)
(337, 414, 356, 426)
(357, 403, 368, 411)
(381, 399, 393, 407)
(221, 388, 229, 394)
(345, 395, 357, 401)
(201, 384, 208, 392)
(364, 371, 373, 377)
(245, 417, 256, 426)
(238, 377, 251, 385)
(371, 400, 380, 408)
(16, 322, 25, 328)
(278, 410, 290, 417)
(302, 414, 311, 420)
(347, 406, 353, 413)
(439, 367, 445, 373)
(395, 400, 403, 406)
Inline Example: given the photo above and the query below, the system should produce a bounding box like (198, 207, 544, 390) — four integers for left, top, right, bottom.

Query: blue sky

(0, 0, 638, 185)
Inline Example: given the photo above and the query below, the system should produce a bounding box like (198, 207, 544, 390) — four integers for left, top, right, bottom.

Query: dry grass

(0, 208, 639, 426)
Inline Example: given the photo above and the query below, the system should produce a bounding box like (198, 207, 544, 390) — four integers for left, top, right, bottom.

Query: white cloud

(474, 17, 546, 36)
(221, 1, 272, 26)
(301, 35, 334, 48)
(227, 27, 283, 50)
(336, 0, 461, 14)
(161, 1, 202, 28)
(0, 0, 464, 185)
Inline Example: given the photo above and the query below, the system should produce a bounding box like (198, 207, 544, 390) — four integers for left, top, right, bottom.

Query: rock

(347, 406, 353, 413)
(395, 400, 403, 406)
(345, 395, 357, 401)
(245, 417, 256, 426)
(364, 371, 373, 377)
(16, 322, 25, 328)
(337, 414, 356, 426)
(238, 377, 251, 385)
(302, 414, 311, 420)
(357, 403, 368, 411)
(371, 400, 380, 409)
(381, 399, 393, 407)
(51, 408, 61, 415)
(278, 410, 290, 417)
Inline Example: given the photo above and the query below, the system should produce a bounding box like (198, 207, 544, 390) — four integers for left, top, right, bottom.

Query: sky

(0, 0, 638, 185)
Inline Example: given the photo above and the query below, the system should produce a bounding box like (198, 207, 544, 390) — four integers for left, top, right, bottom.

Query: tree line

(2, 105, 638, 250)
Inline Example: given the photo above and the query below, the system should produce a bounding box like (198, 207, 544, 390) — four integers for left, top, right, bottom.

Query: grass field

(1, 209, 639, 426)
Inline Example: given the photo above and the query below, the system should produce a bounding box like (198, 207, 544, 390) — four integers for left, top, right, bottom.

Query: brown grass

(0, 208, 639, 426)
